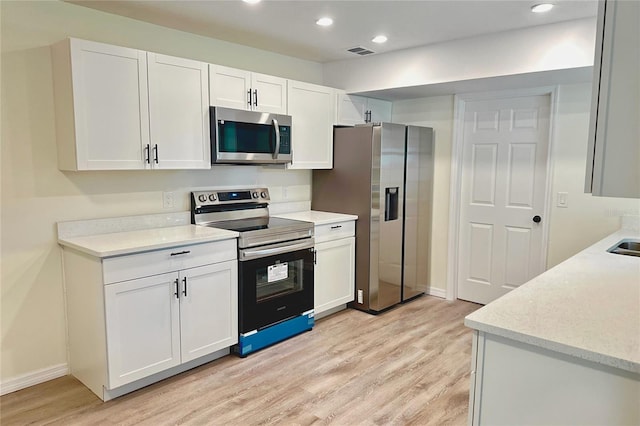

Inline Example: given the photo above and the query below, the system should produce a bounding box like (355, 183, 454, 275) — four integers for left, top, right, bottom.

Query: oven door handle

(239, 239, 314, 261)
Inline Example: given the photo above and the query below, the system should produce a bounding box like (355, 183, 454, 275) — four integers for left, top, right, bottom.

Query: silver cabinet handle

(253, 89, 258, 107)
(239, 239, 314, 261)
(247, 89, 252, 107)
(272, 118, 280, 160)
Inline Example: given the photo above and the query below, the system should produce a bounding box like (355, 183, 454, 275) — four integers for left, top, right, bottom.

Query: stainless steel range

(191, 188, 315, 356)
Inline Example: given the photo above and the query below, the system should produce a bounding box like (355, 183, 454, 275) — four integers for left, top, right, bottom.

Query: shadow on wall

(1, 247, 67, 378)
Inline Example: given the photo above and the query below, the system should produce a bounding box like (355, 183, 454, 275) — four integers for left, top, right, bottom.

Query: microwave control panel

(279, 126, 291, 154)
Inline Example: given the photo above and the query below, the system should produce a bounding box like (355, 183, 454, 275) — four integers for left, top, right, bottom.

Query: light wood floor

(1, 296, 480, 425)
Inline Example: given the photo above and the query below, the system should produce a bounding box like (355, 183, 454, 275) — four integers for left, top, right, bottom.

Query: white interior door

(457, 95, 550, 305)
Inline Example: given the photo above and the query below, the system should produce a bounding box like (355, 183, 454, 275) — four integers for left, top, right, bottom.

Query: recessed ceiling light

(316, 17, 333, 27)
(372, 35, 388, 44)
(531, 3, 554, 13)
(242, 0, 261, 4)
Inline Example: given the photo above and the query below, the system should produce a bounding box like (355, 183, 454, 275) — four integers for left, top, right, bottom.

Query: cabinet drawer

(314, 221, 355, 243)
(103, 239, 237, 284)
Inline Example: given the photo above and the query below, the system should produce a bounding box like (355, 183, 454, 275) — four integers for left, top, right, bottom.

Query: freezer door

(369, 123, 406, 311)
(403, 126, 434, 301)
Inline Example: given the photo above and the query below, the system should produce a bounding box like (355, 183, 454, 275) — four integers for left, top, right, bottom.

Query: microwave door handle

(272, 118, 280, 160)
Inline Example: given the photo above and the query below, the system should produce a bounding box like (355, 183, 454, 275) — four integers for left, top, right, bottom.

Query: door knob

(533, 215, 542, 223)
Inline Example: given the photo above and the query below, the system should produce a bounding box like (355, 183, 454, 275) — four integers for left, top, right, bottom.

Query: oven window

(255, 260, 304, 302)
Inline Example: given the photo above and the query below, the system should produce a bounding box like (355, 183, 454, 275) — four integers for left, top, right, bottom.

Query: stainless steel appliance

(210, 106, 292, 165)
(312, 123, 434, 313)
(191, 188, 314, 356)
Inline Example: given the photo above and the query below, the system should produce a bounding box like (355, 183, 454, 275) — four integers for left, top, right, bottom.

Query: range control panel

(191, 188, 270, 207)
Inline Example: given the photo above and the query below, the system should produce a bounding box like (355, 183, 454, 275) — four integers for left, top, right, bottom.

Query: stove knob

(252, 192, 259, 199)
(198, 194, 207, 203)
(208, 194, 217, 202)
(261, 191, 267, 198)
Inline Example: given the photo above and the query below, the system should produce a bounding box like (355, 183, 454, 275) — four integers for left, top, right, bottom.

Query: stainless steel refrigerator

(312, 123, 434, 313)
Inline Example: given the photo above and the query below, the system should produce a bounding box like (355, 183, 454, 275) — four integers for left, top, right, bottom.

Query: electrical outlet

(163, 191, 175, 209)
(357, 289, 364, 304)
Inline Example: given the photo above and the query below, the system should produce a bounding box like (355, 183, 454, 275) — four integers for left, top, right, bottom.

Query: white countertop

(58, 225, 239, 258)
(273, 210, 358, 225)
(465, 229, 640, 374)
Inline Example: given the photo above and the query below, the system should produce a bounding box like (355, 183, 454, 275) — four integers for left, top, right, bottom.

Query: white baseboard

(0, 363, 68, 396)
(427, 287, 447, 299)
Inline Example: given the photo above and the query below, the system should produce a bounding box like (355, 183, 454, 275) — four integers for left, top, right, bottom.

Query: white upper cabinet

(336, 93, 392, 125)
(209, 64, 287, 114)
(52, 38, 211, 171)
(585, 0, 640, 198)
(287, 80, 336, 169)
(52, 38, 150, 170)
(147, 53, 210, 169)
(367, 97, 393, 124)
(251, 72, 287, 114)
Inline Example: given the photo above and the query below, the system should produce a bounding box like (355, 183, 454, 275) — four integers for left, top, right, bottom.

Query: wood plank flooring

(1, 296, 480, 425)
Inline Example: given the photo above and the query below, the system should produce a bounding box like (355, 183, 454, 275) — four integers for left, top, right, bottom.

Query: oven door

(238, 240, 314, 333)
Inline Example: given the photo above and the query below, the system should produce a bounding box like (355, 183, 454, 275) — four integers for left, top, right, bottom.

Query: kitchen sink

(607, 239, 640, 257)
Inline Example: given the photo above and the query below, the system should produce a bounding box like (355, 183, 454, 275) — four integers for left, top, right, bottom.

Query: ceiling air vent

(347, 46, 375, 56)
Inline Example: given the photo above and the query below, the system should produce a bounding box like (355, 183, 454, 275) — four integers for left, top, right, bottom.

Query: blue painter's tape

(235, 312, 314, 356)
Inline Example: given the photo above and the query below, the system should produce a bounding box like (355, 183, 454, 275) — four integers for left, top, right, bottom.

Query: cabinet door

(63, 38, 149, 170)
(252, 72, 287, 114)
(368, 98, 392, 123)
(337, 94, 368, 125)
(104, 272, 181, 389)
(179, 261, 238, 363)
(287, 80, 335, 169)
(148, 53, 210, 169)
(209, 64, 252, 110)
(586, 0, 640, 198)
(314, 236, 355, 315)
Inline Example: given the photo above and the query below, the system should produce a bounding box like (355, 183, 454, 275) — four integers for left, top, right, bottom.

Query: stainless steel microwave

(210, 106, 292, 165)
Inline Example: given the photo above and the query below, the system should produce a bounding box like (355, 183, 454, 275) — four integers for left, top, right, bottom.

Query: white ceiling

(69, 0, 598, 63)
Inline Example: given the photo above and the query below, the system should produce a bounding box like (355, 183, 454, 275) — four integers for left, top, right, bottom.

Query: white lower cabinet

(468, 331, 640, 425)
(313, 221, 356, 317)
(104, 261, 237, 389)
(63, 239, 238, 400)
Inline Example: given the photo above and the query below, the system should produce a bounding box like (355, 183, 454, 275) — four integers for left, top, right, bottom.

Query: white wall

(324, 18, 596, 94)
(392, 96, 454, 295)
(0, 0, 320, 386)
(392, 83, 640, 297)
(547, 83, 640, 267)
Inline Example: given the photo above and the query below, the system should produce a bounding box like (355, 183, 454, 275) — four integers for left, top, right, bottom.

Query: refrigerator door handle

(384, 187, 399, 221)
